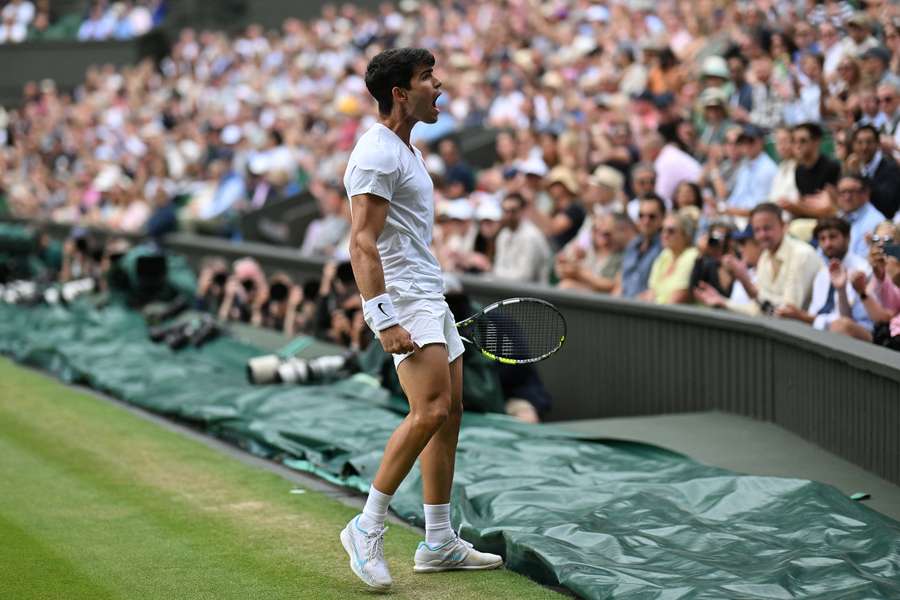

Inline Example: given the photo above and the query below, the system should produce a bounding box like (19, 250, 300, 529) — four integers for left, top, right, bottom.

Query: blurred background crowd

(1, 0, 900, 355)
(0, 0, 166, 44)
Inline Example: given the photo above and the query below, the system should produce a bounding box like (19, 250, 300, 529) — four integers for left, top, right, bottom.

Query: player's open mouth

(432, 92, 441, 110)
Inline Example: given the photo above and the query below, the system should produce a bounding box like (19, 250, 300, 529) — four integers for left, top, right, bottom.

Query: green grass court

(0, 357, 559, 600)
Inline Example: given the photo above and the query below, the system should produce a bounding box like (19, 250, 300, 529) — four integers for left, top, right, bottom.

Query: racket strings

(472, 301, 565, 361)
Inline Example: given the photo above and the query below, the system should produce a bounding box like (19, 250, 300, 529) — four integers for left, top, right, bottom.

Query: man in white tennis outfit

(340, 48, 502, 590)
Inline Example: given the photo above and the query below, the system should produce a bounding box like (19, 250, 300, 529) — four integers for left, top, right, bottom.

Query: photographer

(59, 228, 99, 284)
(690, 222, 736, 299)
(218, 257, 268, 325)
(260, 271, 305, 336)
(851, 222, 900, 350)
(195, 257, 229, 313)
(312, 261, 362, 346)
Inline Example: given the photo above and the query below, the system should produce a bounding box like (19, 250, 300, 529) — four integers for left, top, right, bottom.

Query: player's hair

(750, 202, 783, 222)
(813, 216, 851, 239)
(365, 48, 436, 116)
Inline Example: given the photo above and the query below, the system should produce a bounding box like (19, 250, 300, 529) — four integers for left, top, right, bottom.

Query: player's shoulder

(349, 125, 402, 174)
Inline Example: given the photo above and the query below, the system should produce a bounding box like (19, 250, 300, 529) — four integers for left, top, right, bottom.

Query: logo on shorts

(378, 302, 388, 317)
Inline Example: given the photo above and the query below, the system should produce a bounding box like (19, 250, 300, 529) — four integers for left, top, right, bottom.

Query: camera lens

(270, 282, 288, 301)
(212, 272, 227, 286)
(241, 279, 255, 293)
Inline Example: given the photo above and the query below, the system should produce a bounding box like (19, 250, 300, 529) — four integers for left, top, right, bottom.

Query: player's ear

(391, 85, 408, 107)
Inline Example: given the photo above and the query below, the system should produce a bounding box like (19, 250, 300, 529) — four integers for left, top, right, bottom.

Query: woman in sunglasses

(643, 210, 701, 304)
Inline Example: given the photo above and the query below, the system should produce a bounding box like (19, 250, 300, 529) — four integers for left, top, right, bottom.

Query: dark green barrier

(1, 299, 899, 599)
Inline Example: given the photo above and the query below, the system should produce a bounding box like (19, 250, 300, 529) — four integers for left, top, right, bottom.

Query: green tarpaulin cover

(2, 300, 899, 599)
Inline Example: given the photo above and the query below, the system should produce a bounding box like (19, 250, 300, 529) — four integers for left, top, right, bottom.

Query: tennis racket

(455, 297, 566, 364)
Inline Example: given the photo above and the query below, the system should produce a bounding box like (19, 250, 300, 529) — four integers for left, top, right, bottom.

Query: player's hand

(379, 324, 415, 354)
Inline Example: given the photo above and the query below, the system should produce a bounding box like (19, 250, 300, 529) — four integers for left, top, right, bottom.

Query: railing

(5, 221, 900, 485)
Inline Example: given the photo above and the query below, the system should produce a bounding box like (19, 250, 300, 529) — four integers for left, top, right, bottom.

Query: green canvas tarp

(2, 300, 899, 599)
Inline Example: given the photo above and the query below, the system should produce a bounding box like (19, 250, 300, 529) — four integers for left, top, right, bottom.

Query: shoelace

(453, 525, 474, 551)
(365, 526, 388, 561)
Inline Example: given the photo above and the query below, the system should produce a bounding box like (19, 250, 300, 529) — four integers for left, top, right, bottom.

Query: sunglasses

(635, 178, 656, 185)
(879, 96, 896, 103)
(662, 226, 680, 235)
(872, 235, 894, 244)
(638, 212, 660, 220)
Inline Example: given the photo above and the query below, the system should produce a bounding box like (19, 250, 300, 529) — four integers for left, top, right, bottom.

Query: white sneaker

(413, 529, 503, 573)
(340, 515, 393, 590)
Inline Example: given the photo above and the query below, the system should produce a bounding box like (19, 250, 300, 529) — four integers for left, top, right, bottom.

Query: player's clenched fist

(379, 324, 415, 354)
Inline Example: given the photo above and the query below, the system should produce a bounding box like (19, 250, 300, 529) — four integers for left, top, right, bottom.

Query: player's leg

(340, 343, 451, 590)
(418, 354, 462, 546)
(375, 343, 453, 494)
(413, 307, 502, 573)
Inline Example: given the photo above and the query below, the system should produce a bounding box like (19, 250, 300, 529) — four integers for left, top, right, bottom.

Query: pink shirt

(874, 275, 900, 337)
(654, 144, 702, 204)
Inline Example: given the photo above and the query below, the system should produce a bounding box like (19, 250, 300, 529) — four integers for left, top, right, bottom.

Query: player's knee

(411, 394, 450, 433)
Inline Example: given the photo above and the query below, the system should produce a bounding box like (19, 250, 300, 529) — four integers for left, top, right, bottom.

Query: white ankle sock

(358, 485, 392, 531)
(424, 503, 453, 546)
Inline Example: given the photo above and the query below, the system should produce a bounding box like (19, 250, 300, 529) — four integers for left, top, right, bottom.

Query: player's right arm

(349, 193, 414, 354)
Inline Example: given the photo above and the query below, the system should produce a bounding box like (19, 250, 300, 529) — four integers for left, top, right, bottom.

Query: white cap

(443, 199, 474, 221)
(518, 157, 548, 177)
(475, 199, 502, 221)
(221, 124, 242, 145)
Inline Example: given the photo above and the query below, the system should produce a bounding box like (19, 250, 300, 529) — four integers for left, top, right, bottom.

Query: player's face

(406, 64, 442, 124)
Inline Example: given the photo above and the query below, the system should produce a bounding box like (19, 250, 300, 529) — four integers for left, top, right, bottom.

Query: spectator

(457, 199, 502, 275)
(492, 192, 550, 284)
(690, 222, 736, 298)
(857, 86, 890, 131)
(625, 162, 657, 222)
(194, 257, 229, 313)
(640, 131, 701, 205)
(845, 124, 900, 219)
(749, 56, 786, 130)
(780, 122, 840, 220)
(0, 0, 33, 43)
(644, 209, 700, 304)
(556, 212, 633, 293)
(775, 217, 872, 340)
(695, 225, 762, 310)
(724, 203, 822, 315)
(724, 125, 779, 217)
(439, 138, 475, 197)
(697, 87, 733, 152)
(616, 195, 665, 298)
(860, 46, 900, 88)
(726, 52, 754, 118)
(783, 52, 827, 126)
(301, 183, 351, 259)
(768, 126, 801, 205)
(531, 166, 586, 251)
(835, 174, 885, 260)
(842, 13, 879, 59)
(852, 222, 900, 350)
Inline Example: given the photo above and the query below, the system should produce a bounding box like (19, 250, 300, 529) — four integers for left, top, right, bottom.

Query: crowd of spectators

(0, 0, 165, 44)
(2, 0, 900, 350)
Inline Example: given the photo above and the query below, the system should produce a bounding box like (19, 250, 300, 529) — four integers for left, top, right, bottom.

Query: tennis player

(340, 48, 502, 589)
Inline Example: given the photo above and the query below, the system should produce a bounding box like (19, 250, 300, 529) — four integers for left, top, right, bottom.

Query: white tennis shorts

(365, 295, 465, 368)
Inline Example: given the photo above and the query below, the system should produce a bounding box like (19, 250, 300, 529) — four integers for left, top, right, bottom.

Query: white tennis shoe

(340, 515, 392, 590)
(413, 529, 503, 573)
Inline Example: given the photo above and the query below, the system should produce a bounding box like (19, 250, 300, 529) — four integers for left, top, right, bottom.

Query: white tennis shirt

(343, 123, 444, 299)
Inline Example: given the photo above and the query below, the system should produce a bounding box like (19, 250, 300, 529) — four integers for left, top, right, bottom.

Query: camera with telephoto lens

(269, 282, 289, 302)
(148, 314, 220, 350)
(246, 351, 359, 385)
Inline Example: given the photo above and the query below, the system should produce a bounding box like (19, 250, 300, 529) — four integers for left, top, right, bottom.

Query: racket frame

(455, 297, 566, 365)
